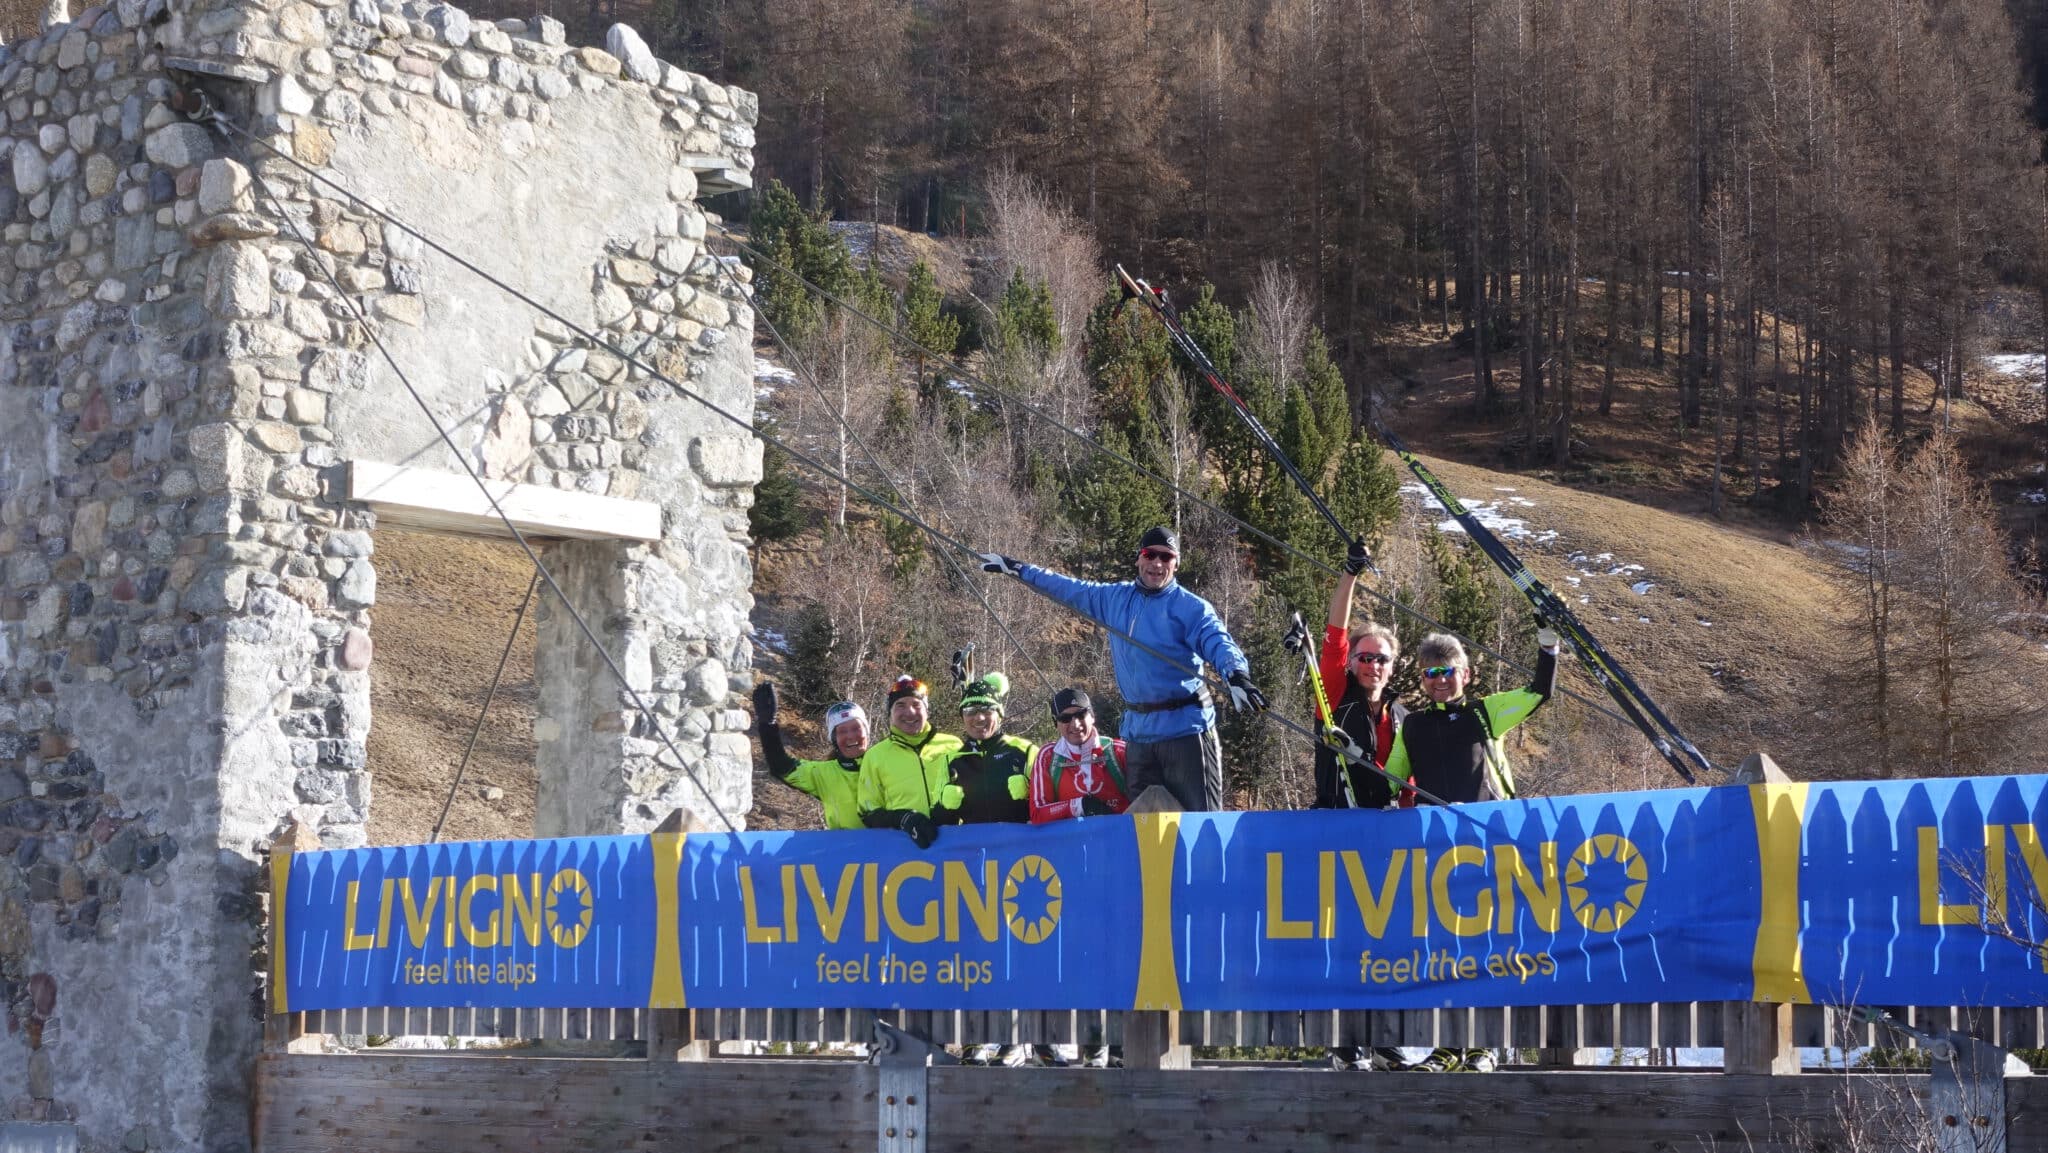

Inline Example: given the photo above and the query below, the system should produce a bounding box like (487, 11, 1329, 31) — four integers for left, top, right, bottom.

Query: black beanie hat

(1050, 686, 1093, 718)
(1138, 526, 1179, 556)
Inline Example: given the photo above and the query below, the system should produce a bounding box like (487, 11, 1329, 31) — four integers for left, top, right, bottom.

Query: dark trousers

(1124, 728, 1224, 811)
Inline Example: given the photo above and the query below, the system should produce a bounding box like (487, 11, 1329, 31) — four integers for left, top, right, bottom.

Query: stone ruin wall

(0, 0, 760, 1146)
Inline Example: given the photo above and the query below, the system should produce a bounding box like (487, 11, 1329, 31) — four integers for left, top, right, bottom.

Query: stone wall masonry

(0, 0, 759, 1146)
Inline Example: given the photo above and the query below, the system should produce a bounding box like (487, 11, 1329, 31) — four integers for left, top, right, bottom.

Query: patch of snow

(1566, 576, 1582, 586)
(753, 626, 789, 655)
(1403, 482, 1560, 544)
(1631, 581, 1656, 595)
(827, 221, 877, 259)
(944, 378, 978, 401)
(1493, 486, 1518, 492)
(1982, 352, 2045, 384)
(1697, 619, 1713, 627)
(755, 358, 797, 402)
(1638, 616, 1651, 623)
(2024, 490, 2046, 506)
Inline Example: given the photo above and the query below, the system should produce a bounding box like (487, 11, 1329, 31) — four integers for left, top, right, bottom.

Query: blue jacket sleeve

(1017, 565, 1117, 624)
(1182, 591, 1249, 679)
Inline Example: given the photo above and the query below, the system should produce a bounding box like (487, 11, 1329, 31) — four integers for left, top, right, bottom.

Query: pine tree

(1085, 290, 1173, 439)
(749, 425, 807, 544)
(902, 260, 961, 379)
(1422, 527, 1504, 685)
(1298, 330, 1352, 477)
(1062, 426, 1171, 580)
(1178, 285, 1247, 457)
(785, 604, 840, 709)
(996, 270, 1060, 358)
(1326, 437, 1405, 557)
(1217, 590, 1308, 808)
(745, 179, 855, 340)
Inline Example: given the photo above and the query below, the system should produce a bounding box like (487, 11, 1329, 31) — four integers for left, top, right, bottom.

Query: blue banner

(275, 777, 2048, 1012)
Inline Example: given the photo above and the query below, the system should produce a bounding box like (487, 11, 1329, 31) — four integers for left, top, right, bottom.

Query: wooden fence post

(264, 817, 324, 1055)
(1722, 1001, 1797, 1075)
(647, 809, 714, 1061)
(646, 1010, 714, 1061)
(1122, 1011, 1191, 1071)
(1726, 754, 1798, 1075)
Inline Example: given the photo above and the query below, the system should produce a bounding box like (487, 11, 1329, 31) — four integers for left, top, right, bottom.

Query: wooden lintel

(344, 460, 662, 543)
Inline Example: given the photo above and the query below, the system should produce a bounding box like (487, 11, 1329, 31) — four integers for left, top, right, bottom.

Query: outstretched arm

(1013, 564, 1117, 624)
(752, 682, 800, 781)
(1480, 635, 1560, 736)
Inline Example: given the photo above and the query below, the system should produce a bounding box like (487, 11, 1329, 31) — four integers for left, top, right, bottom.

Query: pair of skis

(1117, 264, 1713, 786)
(1372, 424, 1712, 783)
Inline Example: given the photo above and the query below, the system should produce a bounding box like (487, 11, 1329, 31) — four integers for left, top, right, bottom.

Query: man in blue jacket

(978, 526, 1265, 810)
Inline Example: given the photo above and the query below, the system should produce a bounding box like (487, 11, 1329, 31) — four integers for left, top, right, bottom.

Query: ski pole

(1115, 265, 1380, 578)
(1285, 612, 1412, 810)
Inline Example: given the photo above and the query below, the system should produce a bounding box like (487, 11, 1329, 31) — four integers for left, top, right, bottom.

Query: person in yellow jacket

(752, 681, 869, 829)
(857, 674, 964, 847)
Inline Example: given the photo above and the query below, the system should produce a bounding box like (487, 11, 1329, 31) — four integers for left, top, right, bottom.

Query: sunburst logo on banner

(1566, 834, 1648, 933)
(1003, 855, 1062, 944)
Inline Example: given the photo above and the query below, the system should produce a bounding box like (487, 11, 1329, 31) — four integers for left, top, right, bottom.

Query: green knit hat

(959, 672, 1011, 713)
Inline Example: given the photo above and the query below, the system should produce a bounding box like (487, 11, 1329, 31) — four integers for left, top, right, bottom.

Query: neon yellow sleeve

(784, 760, 823, 799)
(1384, 730, 1412, 783)
(1481, 688, 1545, 737)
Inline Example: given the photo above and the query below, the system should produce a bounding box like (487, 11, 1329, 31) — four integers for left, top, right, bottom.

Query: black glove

(978, 552, 1022, 577)
(898, 811, 937, 849)
(1079, 796, 1116, 817)
(1226, 670, 1267, 714)
(750, 681, 778, 728)
(1344, 538, 1373, 576)
(1281, 614, 1310, 654)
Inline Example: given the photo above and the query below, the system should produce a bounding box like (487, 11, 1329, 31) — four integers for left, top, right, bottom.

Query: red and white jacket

(1027, 735, 1131, 823)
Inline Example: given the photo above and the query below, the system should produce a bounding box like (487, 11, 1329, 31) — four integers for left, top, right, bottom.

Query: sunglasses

(1057, 711, 1091, 724)
(1352, 652, 1393, 666)
(1138, 548, 1178, 561)
(1422, 666, 1463, 680)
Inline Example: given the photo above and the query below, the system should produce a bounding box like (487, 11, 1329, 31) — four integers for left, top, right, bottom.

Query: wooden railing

(278, 1002, 2048, 1055)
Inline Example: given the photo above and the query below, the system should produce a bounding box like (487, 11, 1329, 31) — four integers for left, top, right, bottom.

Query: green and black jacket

(933, 733, 1036, 825)
(1384, 648, 1557, 805)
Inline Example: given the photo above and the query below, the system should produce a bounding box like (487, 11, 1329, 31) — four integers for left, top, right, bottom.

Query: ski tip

(1113, 264, 1140, 300)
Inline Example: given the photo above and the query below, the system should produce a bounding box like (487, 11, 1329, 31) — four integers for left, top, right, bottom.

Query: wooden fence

(280, 1001, 2048, 1053)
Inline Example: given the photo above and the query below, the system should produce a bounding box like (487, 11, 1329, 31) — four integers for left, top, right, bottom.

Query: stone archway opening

(364, 528, 539, 846)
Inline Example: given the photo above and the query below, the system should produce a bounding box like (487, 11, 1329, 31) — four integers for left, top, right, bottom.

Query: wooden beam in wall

(344, 460, 662, 543)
